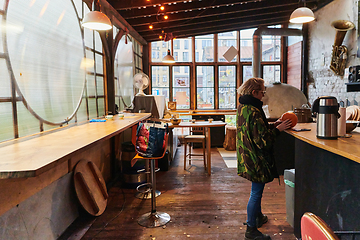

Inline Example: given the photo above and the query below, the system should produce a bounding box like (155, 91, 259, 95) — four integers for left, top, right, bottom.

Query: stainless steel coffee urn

(311, 96, 340, 139)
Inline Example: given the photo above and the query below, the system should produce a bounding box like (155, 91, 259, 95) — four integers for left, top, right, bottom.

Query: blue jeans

(246, 182, 265, 227)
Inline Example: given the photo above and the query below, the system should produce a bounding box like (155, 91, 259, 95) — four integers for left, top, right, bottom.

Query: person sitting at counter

(236, 77, 292, 240)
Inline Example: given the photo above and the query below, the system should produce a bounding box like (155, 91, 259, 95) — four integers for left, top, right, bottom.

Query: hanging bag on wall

(135, 121, 168, 157)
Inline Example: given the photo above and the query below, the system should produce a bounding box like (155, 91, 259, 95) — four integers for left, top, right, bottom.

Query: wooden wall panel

(287, 41, 302, 90)
(0, 138, 113, 216)
(0, 161, 68, 216)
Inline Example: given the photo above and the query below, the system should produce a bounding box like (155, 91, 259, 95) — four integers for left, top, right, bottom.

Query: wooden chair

(301, 212, 339, 240)
(183, 126, 206, 170)
(131, 133, 170, 228)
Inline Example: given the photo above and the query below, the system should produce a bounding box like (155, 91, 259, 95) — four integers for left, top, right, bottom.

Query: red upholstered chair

(301, 212, 339, 240)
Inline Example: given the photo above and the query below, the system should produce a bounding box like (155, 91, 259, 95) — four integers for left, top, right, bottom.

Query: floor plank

(65, 147, 296, 240)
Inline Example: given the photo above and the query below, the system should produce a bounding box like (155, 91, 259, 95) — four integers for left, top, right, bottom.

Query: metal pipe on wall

(252, 27, 303, 78)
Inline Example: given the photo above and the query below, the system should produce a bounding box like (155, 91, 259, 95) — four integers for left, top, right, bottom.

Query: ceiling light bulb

(164, 15, 168, 20)
(160, 6, 165, 10)
(159, 35, 163, 39)
(149, 25, 153, 29)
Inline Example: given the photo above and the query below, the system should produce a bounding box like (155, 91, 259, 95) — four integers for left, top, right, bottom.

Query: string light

(159, 35, 163, 39)
(149, 25, 153, 29)
(160, 6, 165, 11)
(164, 15, 168, 20)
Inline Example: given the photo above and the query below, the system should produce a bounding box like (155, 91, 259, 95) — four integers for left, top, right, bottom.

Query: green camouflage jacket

(236, 103, 279, 183)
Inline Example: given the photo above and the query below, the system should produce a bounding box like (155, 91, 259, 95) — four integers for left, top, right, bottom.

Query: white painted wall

(307, 0, 360, 106)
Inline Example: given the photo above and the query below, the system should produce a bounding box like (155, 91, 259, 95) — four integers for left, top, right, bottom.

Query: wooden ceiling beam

(117, 0, 298, 19)
(134, 5, 294, 33)
(142, 15, 289, 41)
(126, 1, 298, 26)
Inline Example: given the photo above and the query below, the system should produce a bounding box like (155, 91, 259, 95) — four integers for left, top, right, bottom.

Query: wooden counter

(0, 113, 150, 179)
(284, 123, 360, 238)
(286, 123, 360, 164)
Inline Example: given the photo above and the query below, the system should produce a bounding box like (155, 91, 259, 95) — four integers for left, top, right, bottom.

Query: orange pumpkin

(280, 111, 298, 128)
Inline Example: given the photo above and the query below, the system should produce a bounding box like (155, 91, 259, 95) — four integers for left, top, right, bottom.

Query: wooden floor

(63, 147, 297, 240)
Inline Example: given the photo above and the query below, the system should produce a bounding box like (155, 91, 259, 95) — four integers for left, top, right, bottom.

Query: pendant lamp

(82, 0, 112, 30)
(289, 7, 315, 24)
(162, 49, 175, 63)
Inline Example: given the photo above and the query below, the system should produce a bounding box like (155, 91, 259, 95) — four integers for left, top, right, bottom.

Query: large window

(149, 28, 285, 110)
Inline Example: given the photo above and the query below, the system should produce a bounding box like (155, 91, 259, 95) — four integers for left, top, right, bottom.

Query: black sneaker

(245, 226, 272, 240)
(256, 213, 268, 228)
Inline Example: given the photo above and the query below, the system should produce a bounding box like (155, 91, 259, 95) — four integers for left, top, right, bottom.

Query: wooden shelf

(346, 82, 360, 92)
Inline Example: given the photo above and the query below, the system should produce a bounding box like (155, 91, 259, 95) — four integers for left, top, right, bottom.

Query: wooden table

(169, 120, 227, 175)
(0, 113, 151, 179)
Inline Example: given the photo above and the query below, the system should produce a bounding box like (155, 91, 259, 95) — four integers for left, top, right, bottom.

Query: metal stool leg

(135, 159, 161, 199)
(137, 159, 170, 228)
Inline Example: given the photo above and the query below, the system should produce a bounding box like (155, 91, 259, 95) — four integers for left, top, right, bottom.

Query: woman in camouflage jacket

(237, 78, 292, 240)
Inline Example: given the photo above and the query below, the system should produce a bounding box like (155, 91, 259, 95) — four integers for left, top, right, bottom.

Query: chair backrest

(301, 212, 339, 240)
(191, 126, 204, 135)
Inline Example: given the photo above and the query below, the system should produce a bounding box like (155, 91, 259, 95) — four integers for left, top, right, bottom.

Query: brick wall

(307, 0, 360, 106)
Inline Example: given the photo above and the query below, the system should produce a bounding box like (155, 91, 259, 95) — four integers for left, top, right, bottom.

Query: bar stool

(131, 126, 161, 199)
(131, 133, 170, 228)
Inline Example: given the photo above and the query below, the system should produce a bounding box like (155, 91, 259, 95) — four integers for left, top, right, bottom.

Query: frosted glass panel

(95, 54, 104, 74)
(88, 98, 97, 119)
(0, 0, 102, 142)
(0, 58, 11, 97)
(96, 76, 104, 94)
(98, 97, 105, 116)
(95, 31, 102, 53)
(87, 73, 96, 96)
(17, 102, 40, 138)
(76, 98, 88, 122)
(6, 0, 84, 123)
(115, 36, 134, 108)
(0, 103, 14, 141)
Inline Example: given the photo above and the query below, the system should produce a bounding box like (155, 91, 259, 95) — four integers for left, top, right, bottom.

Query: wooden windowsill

(0, 113, 151, 179)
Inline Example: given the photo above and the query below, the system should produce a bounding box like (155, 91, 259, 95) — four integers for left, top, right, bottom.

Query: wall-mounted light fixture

(289, 6, 315, 24)
(82, 0, 112, 30)
(162, 49, 175, 63)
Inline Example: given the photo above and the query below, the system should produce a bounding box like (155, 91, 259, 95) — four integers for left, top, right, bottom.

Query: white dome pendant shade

(82, 11, 112, 31)
(162, 49, 175, 63)
(289, 7, 315, 24)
